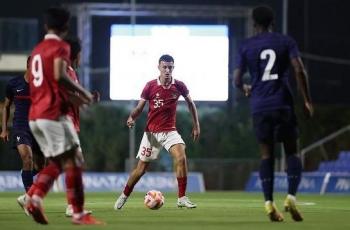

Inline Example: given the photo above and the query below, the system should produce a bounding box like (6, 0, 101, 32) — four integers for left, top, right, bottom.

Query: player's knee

(175, 153, 186, 166)
(21, 154, 33, 168)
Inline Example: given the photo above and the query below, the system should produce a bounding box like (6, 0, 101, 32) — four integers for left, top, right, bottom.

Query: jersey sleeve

(287, 37, 300, 59)
(53, 43, 71, 64)
(5, 81, 13, 100)
(176, 80, 189, 97)
(141, 82, 150, 100)
(235, 44, 247, 72)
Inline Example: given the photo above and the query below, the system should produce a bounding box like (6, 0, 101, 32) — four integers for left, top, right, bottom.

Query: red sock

(65, 167, 84, 213)
(27, 184, 37, 197)
(177, 176, 187, 198)
(123, 184, 134, 196)
(32, 161, 61, 198)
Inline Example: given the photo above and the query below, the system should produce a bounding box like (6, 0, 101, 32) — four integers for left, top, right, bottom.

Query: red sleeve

(175, 80, 189, 97)
(141, 82, 150, 100)
(53, 42, 70, 65)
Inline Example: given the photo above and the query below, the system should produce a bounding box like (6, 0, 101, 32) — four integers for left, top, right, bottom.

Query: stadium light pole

(128, 0, 137, 172)
(280, 0, 288, 171)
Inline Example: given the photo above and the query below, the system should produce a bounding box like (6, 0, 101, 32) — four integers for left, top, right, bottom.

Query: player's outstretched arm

(127, 100, 146, 128)
(1, 97, 12, 142)
(291, 57, 314, 117)
(184, 95, 200, 141)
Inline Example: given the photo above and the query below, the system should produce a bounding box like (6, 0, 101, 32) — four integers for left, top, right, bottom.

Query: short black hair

(252, 5, 274, 28)
(44, 7, 70, 32)
(159, 54, 174, 64)
(64, 36, 81, 61)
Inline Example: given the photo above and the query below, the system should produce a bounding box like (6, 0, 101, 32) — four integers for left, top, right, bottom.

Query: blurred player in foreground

(63, 36, 100, 217)
(233, 5, 313, 222)
(24, 7, 103, 225)
(114, 54, 200, 210)
(1, 57, 45, 215)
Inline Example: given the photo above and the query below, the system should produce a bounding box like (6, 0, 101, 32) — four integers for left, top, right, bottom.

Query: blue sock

(21, 170, 33, 192)
(259, 158, 274, 201)
(287, 155, 302, 195)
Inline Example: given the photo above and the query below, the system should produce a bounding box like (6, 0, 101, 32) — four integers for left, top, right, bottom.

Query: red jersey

(28, 34, 70, 121)
(141, 78, 189, 132)
(66, 66, 80, 132)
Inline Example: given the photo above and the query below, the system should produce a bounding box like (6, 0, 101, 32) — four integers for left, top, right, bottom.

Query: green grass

(0, 192, 349, 229)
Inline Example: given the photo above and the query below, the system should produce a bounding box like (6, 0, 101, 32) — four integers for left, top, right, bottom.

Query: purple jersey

(236, 32, 300, 114)
(6, 76, 31, 130)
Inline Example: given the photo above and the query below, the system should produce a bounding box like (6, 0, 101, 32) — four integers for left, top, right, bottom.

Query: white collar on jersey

(157, 77, 175, 86)
(44, 34, 62, 41)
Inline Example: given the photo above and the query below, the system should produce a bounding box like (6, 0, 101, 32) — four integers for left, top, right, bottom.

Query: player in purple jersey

(1, 56, 45, 215)
(233, 6, 313, 222)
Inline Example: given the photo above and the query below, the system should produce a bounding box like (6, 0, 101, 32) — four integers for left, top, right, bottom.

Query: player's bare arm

(290, 57, 314, 117)
(184, 95, 200, 141)
(0, 97, 12, 142)
(233, 69, 251, 97)
(54, 58, 93, 104)
(127, 99, 146, 128)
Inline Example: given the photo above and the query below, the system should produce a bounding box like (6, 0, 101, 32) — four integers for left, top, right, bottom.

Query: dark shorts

(252, 109, 299, 143)
(12, 129, 41, 153)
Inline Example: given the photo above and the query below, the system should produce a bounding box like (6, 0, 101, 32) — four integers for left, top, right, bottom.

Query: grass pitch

(0, 192, 349, 230)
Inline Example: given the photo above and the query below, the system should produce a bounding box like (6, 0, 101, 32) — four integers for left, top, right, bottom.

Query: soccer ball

(144, 190, 165, 210)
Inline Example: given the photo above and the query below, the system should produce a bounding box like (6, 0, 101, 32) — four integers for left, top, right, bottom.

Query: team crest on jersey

(172, 93, 178, 99)
(17, 136, 20, 142)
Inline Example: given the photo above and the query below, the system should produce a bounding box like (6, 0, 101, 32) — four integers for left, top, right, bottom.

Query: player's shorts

(136, 131, 185, 162)
(11, 129, 41, 154)
(252, 109, 299, 143)
(29, 116, 80, 158)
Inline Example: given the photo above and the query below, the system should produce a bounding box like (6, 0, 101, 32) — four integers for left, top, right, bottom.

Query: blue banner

(326, 173, 350, 193)
(0, 171, 205, 193)
(245, 172, 337, 193)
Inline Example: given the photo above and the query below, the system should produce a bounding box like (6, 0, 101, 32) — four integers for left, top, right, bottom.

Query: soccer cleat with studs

(265, 201, 284, 222)
(177, 196, 197, 209)
(284, 195, 303, 221)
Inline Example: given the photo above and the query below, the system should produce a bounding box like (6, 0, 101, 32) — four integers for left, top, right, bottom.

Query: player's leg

(56, 116, 103, 225)
(16, 143, 36, 216)
(17, 144, 34, 192)
(114, 160, 150, 210)
(253, 111, 283, 221)
(115, 132, 159, 210)
(65, 147, 92, 217)
(259, 142, 283, 221)
(164, 131, 196, 208)
(168, 143, 196, 208)
(282, 139, 303, 221)
(276, 109, 303, 221)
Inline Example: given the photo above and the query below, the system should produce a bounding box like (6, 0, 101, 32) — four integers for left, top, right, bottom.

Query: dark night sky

(1, 0, 349, 104)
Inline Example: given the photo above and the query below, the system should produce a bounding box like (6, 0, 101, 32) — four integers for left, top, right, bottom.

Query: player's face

(158, 61, 174, 84)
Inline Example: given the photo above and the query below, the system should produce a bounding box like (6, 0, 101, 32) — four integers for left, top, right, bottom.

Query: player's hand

(243, 84, 251, 97)
(192, 125, 200, 141)
(304, 101, 314, 118)
(82, 90, 94, 105)
(91, 90, 100, 103)
(126, 116, 135, 128)
(0, 130, 9, 142)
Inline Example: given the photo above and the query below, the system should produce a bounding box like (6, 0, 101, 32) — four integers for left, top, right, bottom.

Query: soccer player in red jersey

(24, 7, 103, 225)
(63, 36, 99, 217)
(114, 54, 200, 210)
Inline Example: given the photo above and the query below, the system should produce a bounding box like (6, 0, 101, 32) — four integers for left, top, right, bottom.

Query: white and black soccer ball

(144, 190, 165, 210)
